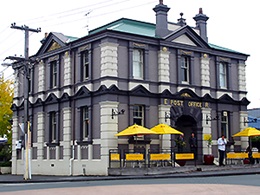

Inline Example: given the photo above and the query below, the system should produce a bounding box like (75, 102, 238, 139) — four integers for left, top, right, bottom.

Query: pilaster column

(100, 42, 118, 87)
(99, 101, 119, 163)
(37, 112, 45, 160)
(13, 70, 19, 106)
(238, 62, 247, 99)
(158, 104, 171, 148)
(158, 47, 170, 93)
(11, 116, 19, 174)
(38, 60, 45, 91)
(200, 53, 210, 96)
(240, 111, 248, 150)
(63, 51, 72, 95)
(63, 108, 72, 161)
(201, 108, 212, 154)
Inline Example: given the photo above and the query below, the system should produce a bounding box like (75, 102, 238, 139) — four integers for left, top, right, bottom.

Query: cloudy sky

(0, 0, 259, 108)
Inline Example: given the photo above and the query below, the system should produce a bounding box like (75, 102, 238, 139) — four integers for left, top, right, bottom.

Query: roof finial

(177, 12, 186, 26)
(159, 0, 163, 5)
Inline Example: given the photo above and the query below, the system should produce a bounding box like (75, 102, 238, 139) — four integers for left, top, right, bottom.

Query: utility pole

(7, 23, 41, 180)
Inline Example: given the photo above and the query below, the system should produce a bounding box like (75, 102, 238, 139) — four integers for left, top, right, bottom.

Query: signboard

(125, 153, 144, 161)
(175, 153, 194, 160)
(252, 153, 260, 158)
(110, 153, 120, 161)
(150, 153, 171, 161)
(163, 99, 209, 108)
(226, 153, 248, 159)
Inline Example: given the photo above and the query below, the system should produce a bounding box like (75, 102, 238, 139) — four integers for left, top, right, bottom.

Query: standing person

(189, 133, 197, 159)
(176, 134, 185, 152)
(217, 135, 227, 166)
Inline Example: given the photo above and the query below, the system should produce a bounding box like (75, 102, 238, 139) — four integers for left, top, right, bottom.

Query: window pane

(221, 111, 229, 138)
(181, 56, 189, 82)
(51, 61, 57, 87)
(50, 112, 56, 142)
(82, 107, 89, 139)
(82, 51, 89, 80)
(133, 105, 143, 125)
(219, 63, 227, 88)
(133, 49, 143, 79)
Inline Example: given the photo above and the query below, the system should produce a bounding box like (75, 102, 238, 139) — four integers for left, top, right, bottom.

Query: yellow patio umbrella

(115, 124, 157, 136)
(150, 123, 183, 135)
(233, 127, 260, 149)
(150, 123, 183, 149)
(233, 127, 260, 137)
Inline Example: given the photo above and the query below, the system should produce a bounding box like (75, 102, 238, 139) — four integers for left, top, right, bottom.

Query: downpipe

(69, 144, 75, 176)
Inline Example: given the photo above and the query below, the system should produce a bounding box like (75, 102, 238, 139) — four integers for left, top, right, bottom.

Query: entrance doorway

(173, 115, 197, 150)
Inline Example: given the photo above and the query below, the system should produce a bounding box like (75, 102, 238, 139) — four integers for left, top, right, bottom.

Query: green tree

(0, 76, 13, 145)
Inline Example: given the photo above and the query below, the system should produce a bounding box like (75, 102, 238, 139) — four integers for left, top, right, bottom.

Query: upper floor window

(221, 111, 229, 139)
(133, 105, 144, 125)
(81, 51, 89, 80)
(133, 49, 144, 79)
(50, 112, 57, 142)
(219, 62, 227, 88)
(50, 61, 57, 88)
(181, 56, 190, 83)
(82, 107, 89, 139)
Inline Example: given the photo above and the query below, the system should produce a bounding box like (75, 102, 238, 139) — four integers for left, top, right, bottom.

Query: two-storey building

(11, 1, 250, 175)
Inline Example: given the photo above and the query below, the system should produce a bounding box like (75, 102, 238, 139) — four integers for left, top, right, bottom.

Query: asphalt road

(1, 174, 260, 194)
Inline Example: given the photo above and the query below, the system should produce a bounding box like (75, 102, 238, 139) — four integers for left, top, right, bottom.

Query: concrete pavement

(1, 163, 260, 183)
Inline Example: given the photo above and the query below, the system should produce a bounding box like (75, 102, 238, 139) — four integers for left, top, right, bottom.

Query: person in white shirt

(217, 135, 227, 166)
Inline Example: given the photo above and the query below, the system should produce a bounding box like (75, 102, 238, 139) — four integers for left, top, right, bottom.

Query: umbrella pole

(160, 135, 163, 150)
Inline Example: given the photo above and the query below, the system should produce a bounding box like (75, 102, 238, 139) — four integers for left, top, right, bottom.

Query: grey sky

(0, 0, 258, 108)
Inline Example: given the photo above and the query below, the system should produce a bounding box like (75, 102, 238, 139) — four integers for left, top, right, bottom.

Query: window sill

(46, 142, 60, 147)
(77, 140, 93, 145)
(181, 81, 190, 85)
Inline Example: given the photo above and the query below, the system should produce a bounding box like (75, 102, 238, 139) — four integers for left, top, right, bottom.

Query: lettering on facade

(133, 42, 146, 48)
(79, 44, 89, 52)
(163, 98, 209, 108)
(180, 50, 192, 56)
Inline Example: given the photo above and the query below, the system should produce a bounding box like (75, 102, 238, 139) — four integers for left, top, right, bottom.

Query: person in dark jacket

(176, 134, 185, 152)
(189, 133, 197, 159)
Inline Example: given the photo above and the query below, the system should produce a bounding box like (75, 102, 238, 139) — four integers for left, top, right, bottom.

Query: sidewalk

(1, 164, 260, 183)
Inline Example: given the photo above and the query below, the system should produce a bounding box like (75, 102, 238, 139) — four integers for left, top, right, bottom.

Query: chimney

(40, 32, 49, 44)
(153, 0, 170, 37)
(193, 8, 209, 42)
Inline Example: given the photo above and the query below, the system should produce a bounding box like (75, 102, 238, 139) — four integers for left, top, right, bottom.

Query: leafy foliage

(204, 134, 212, 146)
(0, 77, 14, 157)
(251, 136, 260, 142)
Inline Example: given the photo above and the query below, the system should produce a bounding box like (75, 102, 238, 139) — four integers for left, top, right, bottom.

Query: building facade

(12, 1, 250, 176)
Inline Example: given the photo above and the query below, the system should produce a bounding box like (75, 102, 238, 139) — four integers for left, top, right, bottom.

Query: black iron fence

(109, 148, 196, 168)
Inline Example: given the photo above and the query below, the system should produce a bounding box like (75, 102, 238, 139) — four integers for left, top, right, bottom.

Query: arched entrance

(171, 114, 203, 163)
(175, 115, 197, 145)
